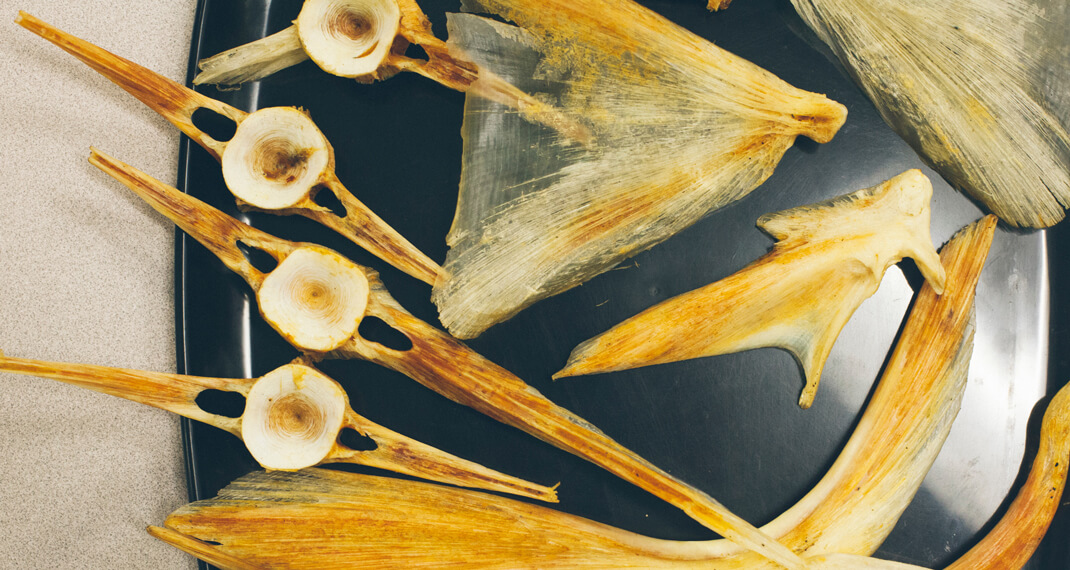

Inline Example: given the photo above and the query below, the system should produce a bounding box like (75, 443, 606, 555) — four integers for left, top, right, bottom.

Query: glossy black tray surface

(176, 0, 1070, 567)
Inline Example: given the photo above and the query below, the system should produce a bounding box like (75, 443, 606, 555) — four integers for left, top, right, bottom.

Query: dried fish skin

(556, 170, 947, 409)
(433, 4, 847, 338)
(790, 0, 1070, 228)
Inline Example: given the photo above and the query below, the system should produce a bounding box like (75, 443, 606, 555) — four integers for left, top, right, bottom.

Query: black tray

(176, 0, 1070, 567)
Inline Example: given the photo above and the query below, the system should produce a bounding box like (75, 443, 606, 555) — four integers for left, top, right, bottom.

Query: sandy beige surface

(0, 1, 199, 568)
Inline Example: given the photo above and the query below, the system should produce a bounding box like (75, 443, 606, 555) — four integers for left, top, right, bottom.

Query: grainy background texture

(0, 1, 199, 568)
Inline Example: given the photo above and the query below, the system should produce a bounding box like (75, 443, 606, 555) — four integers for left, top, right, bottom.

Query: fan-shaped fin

(433, 1, 847, 339)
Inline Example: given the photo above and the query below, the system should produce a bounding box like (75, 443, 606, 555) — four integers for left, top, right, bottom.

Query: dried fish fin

(434, 5, 846, 338)
(159, 469, 714, 569)
(790, 0, 1070, 227)
(557, 170, 946, 408)
(193, 25, 309, 87)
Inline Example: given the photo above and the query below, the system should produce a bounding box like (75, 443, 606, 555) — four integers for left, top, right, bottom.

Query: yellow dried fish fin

(159, 469, 713, 569)
(434, 3, 847, 339)
(790, 0, 1070, 227)
(558, 170, 946, 409)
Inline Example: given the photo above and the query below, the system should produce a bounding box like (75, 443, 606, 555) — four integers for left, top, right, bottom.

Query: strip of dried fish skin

(431, 3, 847, 339)
(556, 170, 947, 409)
(789, 0, 1070, 228)
(150, 218, 997, 570)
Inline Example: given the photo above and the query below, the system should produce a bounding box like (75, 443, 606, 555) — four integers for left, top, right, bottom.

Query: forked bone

(193, 0, 590, 144)
(0, 354, 557, 502)
(88, 148, 805, 569)
(557, 170, 947, 408)
(16, 11, 443, 286)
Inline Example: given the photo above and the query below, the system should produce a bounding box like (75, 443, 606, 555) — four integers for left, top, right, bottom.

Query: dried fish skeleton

(192, 0, 588, 143)
(0, 354, 556, 501)
(16, 12, 443, 286)
(557, 170, 947, 408)
(788, 0, 1070, 227)
(148, 217, 1055, 570)
(88, 149, 808, 568)
(432, 1, 848, 338)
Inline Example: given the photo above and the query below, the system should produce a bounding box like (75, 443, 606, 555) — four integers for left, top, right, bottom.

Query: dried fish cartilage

(153, 219, 1014, 570)
(433, 6, 848, 338)
(296, 0, 401, 78)
(193, 0, 590, 143)
(16, 12, 442, 285)
(0, 353, 556, 501)
(789, 0, 1070, 227)
(193, 26, 309, 88)
(258, 248, 371, 352)
(557, 170, 947, 408)
(89, 149, 804, 569)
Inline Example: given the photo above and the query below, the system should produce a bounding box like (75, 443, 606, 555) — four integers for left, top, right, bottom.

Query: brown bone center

(255, 138, 311, 184)
(267, 393, 324, 438)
